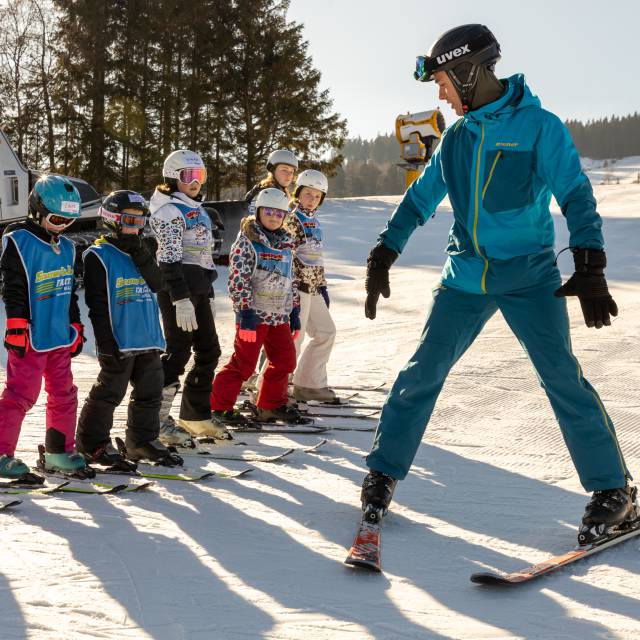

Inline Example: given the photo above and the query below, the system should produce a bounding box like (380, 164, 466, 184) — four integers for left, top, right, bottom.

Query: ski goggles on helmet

(261, 207, 287, 219)
(45, 213, 76, 228)
(178, 167, 207, 185)
(414, 55, 437, 82)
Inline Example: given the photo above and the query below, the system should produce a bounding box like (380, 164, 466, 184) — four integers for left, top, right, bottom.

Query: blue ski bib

(84, 241, 165, 353)
(2, 229, 77, 351)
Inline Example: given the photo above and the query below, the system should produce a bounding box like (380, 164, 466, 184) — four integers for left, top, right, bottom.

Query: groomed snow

(1, 182, 639, 639)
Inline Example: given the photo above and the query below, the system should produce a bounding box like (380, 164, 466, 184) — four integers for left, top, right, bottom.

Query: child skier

(76, 191, 183, 469)
(0, 175, 90, 480)
(245, 149, 298, 214)
(150, 150, 224, 444)
(210, 188, 308, 427)
(285, 170, 337, 403)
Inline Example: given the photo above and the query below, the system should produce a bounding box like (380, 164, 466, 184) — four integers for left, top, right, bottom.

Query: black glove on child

(554, 248, 618, 329)
(365, 244, 398, 320)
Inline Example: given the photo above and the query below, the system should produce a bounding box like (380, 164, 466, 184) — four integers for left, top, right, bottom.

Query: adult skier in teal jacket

(361, 24, 637, 544)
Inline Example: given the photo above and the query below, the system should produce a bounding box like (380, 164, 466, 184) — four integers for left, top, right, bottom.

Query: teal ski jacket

(380, 74, 604, 294)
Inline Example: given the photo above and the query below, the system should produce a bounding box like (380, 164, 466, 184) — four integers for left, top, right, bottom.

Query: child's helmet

(255, 187, 290, 212)
(99, 190, 149, 232)
(266, 149, 298, 172)
(28, 175, 82, 221)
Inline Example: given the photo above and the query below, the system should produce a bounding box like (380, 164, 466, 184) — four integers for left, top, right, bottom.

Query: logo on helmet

(436, 44, 471, 65)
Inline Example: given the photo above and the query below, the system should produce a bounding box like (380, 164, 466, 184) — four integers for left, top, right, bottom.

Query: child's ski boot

(0, 454, 44, 485)
(38, 445, 96, 479)
(255, 404, 313, 425)
(118, 438, 183, 467)
(80, 441, 138, 473)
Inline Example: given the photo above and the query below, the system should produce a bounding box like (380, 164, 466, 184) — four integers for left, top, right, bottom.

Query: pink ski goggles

(261, 207, 287, 219)
(178, 167, 207, 185)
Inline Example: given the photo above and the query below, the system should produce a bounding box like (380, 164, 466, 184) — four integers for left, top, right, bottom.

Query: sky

(287, 0, 640, 140)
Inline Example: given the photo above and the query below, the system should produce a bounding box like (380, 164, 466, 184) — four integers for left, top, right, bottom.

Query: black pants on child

(76, 351, 163, 453)
(157, 290, 221, 422)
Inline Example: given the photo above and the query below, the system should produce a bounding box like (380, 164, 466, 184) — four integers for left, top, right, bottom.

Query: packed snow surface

(1, 182, 639, 639)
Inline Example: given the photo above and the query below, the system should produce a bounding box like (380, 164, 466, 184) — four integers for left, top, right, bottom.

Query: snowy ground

(1, 182, 639, 639)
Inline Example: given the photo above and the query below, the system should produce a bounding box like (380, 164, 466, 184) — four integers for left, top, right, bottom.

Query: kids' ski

(332, 383, 387, 393)
(302, 410, 379, 420)
(471, 519, 640, 585)
(1, 481, 71, 495)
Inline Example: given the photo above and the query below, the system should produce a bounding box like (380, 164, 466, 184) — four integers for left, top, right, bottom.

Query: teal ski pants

(366, 280, 630, 492)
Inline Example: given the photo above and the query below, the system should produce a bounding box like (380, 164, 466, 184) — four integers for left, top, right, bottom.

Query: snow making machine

(395, 109, 446, 189)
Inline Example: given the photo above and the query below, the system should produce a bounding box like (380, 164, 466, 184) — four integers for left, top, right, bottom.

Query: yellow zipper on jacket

(481, 150, 502, 199)
(472, 123, 489, 294)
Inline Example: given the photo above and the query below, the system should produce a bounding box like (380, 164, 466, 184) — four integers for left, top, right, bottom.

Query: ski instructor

(361, 24, 637, 544)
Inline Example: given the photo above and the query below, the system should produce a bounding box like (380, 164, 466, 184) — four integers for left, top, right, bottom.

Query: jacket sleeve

(378, 139, 448, 254)
(227, 235, 256, 312)
(537, 113, 604, 249)
(82, 251, 118, 350)
(0, 237, 29, 319)
(149, 207, 191, 301)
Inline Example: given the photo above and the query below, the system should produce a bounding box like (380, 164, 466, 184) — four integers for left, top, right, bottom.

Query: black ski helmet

(415, 24, 501, 109)
(99, 190, 149, 232)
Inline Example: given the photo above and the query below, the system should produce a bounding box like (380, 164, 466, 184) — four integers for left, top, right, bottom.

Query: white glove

(209, 297, 216, 320)
(174, 298, 198, 332)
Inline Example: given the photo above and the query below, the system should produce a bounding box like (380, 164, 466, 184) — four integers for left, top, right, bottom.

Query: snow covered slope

(1, 183, 639, 639)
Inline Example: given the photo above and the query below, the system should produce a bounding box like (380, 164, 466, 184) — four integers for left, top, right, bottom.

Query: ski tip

(470, 571, 512, 585)
(344, 557, 382, 573)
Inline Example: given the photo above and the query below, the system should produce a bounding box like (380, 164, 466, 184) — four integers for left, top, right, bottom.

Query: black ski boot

(361, 470, 397, 523)
(256, 404, 313, 425)
(81, 441, 138, 473)
(212, 409, 252, 427)
(121, 438, 184, 467)
(578, 484, 639, 545)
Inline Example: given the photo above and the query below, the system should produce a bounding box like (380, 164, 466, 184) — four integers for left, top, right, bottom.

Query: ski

(0, 481, 71, 495)
(302, 402, 384, 411)
(470, 520, 640, 585)
(332, 383, 387, 393)
(57, 483, 130, 495)
(302, 410, 379, 420)
(181, 438, 327, 462)
(345, 518, 382, 572)
(136, 468, 252, 481)
(0, 499, 22, 511)
(92, 481, 155, 493)
(230, 423, 329, 435)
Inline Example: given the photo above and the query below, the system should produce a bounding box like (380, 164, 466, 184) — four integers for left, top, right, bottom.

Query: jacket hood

(240, 215, 290, 248)
(465, 74, 541, 124)
(149, 189, 202, 214)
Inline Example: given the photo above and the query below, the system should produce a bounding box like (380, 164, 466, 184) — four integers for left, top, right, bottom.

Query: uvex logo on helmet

(436, 44, 471, 65)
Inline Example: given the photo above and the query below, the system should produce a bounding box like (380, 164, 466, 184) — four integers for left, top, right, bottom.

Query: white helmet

(163, 149, 206, 180)
(295, 169, 328, 195)
(255, 187, 290, 212)
(266, 149, 298, 172)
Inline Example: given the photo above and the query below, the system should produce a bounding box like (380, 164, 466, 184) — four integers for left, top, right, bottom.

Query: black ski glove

(554, 248, 618, 329)
(365, 243, 398, 320)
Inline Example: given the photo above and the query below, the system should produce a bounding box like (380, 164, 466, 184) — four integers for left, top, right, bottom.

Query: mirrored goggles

(414, 55, 435, 82)
(178, 167, 207, 185)
(261, 207, 287, 219)
(46, 213, 76, 227)
(120, 212, 147, 229)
